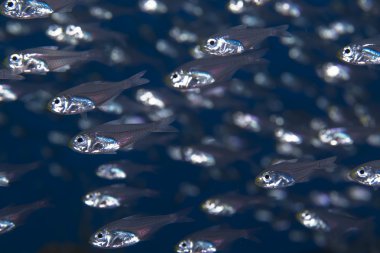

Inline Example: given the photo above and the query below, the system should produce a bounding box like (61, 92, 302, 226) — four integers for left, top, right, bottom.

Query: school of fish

(0, 0, 380, 252)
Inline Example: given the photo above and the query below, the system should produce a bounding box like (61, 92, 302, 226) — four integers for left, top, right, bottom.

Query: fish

(7, 46, 105, 75)
(95, 161, 155, 180)
(0, 200, 49, 235)
(255, 157, 337, 189)
(0, 0, 79, 19)
(200, 25, 289, 56)
(349, 160, 380, 186)
(338, 36, 380, 65)
(0, 162, 41, 186)
(166, 50, 266, 90)
(69, 117, 176, 154)
(296, 209, 372, 234)
(176, 226, 256, 253)
(201, 192, 265, 216)
(46, 23, 127, 46)
(89, 211, 191, 249)
(83, 184, 157, 209)
(47, 71, 148, 115)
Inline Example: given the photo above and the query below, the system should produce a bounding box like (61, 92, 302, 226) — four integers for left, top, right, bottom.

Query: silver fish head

(0, 84, 17, 102)
(183, 147, 216, 167)
(180, 240, 216, 253)
(48, 96, 95, 115)
(176, 239, 194, 253)
(201, 198, 236, 216)
(167, 69, 215, 90)
(96, 164, 127, 180)
(1, 0, 53, 19)
(296, 210, 330, 232)
(201, 37, 244, 56)
(48, 96, 69, 114)
(167, 69, 192, 89)
(338, 44, 361, 64)
(0, 220, 15, 234)
(69, 134, 92, 153)
(46, 24, 64, 40)
(2, 0, 54, 19)
(349, 165, 380, 186)
(0, 173, 10, 186)
(83, 191, 121, 209)
(90, 229, 140, 249)
(8, 53, 24, 72)
(0, 0, 23, 18)
(255, 170, 295, 188)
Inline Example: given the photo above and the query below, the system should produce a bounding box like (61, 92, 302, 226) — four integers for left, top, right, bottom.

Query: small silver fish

(0, 0, 78, 19)
(176, 226, 255, 253)
(296, 209, 371, 234)
(0, 162, 41, 186)
(96, 161, 155, 180)
(0, 200, 48, 235)
(90, 211, 190, 249)
(349, 160, 380, 186)
(83, 184, 157, 209)
(69, 117, 176, 154)
(338, 36, 380, 65)
(201, 25, 289, 56)
(201, 193, 264, 216)
(255, 157, 336, 189)
(167, 50, 266, 90)
(7, 46, 104, 74)
(48, 71, 148, 115)
(46, 23, 126, 46)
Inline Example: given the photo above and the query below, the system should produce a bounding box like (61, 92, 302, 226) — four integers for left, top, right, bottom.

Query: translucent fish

(176, 226, 256, 253)
(200, 25, 289, 56)
(90, 211, 191, 249)
(0, 0, 79, 19)
(255, 157, 337, 189)
(167, 50, 266, 90)
(0, 200, 49, 235)
(69, 117, 176, 154)
(7, 46, 105, 74)
(48, 71, 148, 115)
(83, 184, 157, 209)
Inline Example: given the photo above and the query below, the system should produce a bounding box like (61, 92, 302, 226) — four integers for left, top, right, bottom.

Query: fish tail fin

(152, 116, 178, 133)
(171, 208, 193, 223)
(243, 228, 261, 243)
(316, 156, 337, 170)
(121, 71, 150, 89)
(270, 25, 291, 38)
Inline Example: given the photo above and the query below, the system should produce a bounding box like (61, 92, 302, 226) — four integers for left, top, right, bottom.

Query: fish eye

(171, 72, 181, 82)
(343, 47, 352, 56)
(207, 38, 216, 46)
(76, 137, 84, 143)
(54, 98, 61, 104)
(6, 0, 16, 10)
(10, 54, 19, 62)
(96, 232, 103, 239)
(359, 169, 365, 175)
(181, 242, 187, 247)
